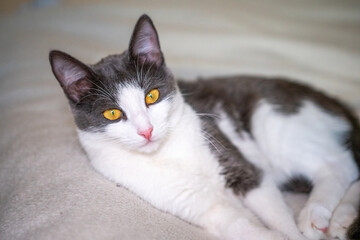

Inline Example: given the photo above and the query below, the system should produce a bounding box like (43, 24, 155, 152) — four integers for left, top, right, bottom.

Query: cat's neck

(167, 87, 187, 131)
(155, 90, 206, 158)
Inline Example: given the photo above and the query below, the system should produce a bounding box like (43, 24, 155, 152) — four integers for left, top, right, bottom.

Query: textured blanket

(1, 1, 359, 239)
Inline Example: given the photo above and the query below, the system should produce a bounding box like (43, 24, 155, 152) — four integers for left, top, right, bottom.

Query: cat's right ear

(129, 15, 164, 68)
(49, 50, 94, 103)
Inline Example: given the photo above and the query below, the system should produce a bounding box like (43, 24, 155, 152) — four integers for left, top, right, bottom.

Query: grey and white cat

(49, 15, 360, 240)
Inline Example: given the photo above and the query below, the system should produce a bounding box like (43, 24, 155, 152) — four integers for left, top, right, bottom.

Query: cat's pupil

(111, 110, 114, 115)
(149, 93, 153, 98)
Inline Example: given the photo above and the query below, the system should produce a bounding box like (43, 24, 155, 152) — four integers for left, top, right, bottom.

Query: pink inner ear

(131, 19, 162, 67)
(67, 78, 92, 102)
(54, 59, 88, 87)
(133, 20, 158, 53)
(138, 52, 162, 67)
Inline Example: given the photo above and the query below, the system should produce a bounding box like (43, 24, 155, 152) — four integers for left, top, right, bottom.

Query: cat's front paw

(328, 204, 357, 240)
(226, 218, 288, 240)
(297, 203, 331, 240)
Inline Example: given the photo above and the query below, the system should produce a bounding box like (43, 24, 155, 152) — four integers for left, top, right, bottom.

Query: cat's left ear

(129, 14, 164, 67)
(49, 50, 94, 103)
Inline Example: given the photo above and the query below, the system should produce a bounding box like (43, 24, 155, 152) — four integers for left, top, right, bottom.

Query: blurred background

(0, 1, 360, 239)
(0, 0, 360, 94)
(1, 0, 360, 104)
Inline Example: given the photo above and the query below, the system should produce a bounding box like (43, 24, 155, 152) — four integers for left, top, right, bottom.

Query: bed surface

(1, 1, 360, 239)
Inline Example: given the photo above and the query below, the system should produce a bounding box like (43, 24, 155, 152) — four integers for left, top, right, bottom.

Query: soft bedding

(1, 1, 359, 239)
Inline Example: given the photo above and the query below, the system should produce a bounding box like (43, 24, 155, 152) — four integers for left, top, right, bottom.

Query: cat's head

(49, 15, 178, 153)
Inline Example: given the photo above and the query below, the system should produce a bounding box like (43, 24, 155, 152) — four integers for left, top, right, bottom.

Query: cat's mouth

(143, 138, 159, 146)
(136, 135, 164, 153)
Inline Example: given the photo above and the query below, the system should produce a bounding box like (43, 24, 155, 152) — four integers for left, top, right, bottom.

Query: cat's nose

(138, 127, 153, 141)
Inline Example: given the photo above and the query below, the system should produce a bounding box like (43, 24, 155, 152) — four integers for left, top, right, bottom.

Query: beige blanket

(1, 1, 359, 239)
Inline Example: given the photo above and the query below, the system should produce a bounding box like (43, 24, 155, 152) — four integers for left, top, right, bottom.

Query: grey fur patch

(179, 76, 360, 135)
(280, 175, 313, 193)
(179, 78, 264, 195)
(201, 118, 262, 195)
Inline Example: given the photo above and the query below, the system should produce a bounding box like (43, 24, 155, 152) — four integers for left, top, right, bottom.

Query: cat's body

(49, 15, 360, 240)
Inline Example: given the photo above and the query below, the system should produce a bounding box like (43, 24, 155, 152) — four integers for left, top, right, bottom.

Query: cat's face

(49, 15, 177, 153)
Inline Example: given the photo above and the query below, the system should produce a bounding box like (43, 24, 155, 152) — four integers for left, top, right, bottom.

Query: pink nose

(138, 127, 153, 141)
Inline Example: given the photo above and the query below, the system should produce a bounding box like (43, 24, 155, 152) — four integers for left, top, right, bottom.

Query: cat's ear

(49, 50, 94, 103)
(129, 14, 164, 67)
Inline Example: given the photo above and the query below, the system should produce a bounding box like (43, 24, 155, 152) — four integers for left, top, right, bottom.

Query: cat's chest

(82, 131, 216, 175)
(78, 111, 226, 210)
(80, 129, 226, 221)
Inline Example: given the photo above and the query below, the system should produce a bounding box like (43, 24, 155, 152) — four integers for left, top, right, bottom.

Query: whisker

(200, 129, 227, 152)
(199, 131, 222, 154)
(140, 60, 145, 85)
(144, 62, 154, 83)
(91, 97, 109, 110)
(85, 79, 116, 102)
(134, 58, 140, 84)
(79, 92, 108, 101)
(197, 113, 220, 120)
(180, 91, 194, 97)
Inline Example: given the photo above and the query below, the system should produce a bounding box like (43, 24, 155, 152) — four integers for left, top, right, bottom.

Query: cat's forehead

(92, 53, 133, 83)
(117, 86, 147, 114)
(90, 52, 175, 95)
(92, 53, 161, 89)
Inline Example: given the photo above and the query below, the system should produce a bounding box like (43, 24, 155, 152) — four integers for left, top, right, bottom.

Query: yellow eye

(145, 89, 160, 105)
(103, 109, 121, 120)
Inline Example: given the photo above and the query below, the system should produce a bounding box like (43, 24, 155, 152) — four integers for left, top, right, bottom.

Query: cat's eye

(103, 109, 122, 120)
(145, 89, 160, 105)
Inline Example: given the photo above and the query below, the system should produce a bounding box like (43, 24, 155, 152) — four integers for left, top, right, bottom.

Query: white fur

(78, 87, 359, 240)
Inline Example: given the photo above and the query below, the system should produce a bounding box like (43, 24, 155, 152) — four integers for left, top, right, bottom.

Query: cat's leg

(297, 169, 357, 240)
(199, 200, 288, 240)
(243, 175, 307, 240)
(328, 180, 360, 240)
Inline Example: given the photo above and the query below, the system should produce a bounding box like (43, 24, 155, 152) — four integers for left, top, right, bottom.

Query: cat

(49, 14, 360, 240)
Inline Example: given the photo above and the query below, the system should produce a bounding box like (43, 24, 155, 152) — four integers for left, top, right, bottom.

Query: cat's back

(178, 76, 354, 118)
(178, 76, 360, 134)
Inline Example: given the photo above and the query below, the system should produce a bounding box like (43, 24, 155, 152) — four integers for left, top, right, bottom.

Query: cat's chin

(133, 140, 162, 154)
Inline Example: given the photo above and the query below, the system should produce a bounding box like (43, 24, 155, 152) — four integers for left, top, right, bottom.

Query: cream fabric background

(1, 1, 359, 239)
